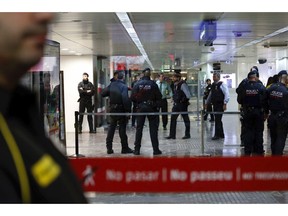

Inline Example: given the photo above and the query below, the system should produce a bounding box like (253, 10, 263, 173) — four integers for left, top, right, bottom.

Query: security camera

(258, 58, 267, 64)
(234, 32, 242, 37)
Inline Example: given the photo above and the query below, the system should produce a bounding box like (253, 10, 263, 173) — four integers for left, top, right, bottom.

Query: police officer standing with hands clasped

(131, 68, 162, 155)
(267, 70, 288, 156)
(237, 71, 268, 156)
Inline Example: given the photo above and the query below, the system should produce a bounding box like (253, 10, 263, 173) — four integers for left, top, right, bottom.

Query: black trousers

(106, 113, 129, 151)
(78, 100, 93, 131)
(131, 102, 137, 126)
(134, 104, 160, 152)
(159, 98, 168, 127)
(242, 109, 264, 156)
(212, 103, 224, 138)
(169, 103, 190, 138)
(268, 112, 288, 155)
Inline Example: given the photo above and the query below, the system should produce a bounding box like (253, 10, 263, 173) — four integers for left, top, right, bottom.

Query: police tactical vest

(242, 82, 261, 107)
(173, 80, 187, 103)
(268, 83, 288, 111)
(211, 82, 224, 104)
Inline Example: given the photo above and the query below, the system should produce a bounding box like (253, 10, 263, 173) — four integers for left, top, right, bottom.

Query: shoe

(107, 149, 114, 154)
(133, 150, 140, 155)
(121, 148, 134, 154)
(163, 127, 167, 130)
(182, 135, 191, 139)
(165, 136, 176, 139)
(212, 136, 220, 140)
(89, 130, 96, 133)
(219, 135, 225, 138)
(153, 150, 162, 155)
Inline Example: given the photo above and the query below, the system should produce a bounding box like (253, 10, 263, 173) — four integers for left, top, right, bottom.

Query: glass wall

(20, 40, 65, 153)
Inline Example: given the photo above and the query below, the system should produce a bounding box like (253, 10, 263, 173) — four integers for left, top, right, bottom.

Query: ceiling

(47, 12, 288, 71)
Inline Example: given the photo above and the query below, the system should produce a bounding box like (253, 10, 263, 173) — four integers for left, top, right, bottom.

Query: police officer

(131, 68, 162, 155)
(267, 70, 288, 155)
(237, 71, 268, 156)
(166, 72, 192, 139)
(203, 78, 214, 122)
(77, 72, 95, 133)
(205, 72, 230, 140)
(236, 66, 262, 145)
(101, 71, 133, 154)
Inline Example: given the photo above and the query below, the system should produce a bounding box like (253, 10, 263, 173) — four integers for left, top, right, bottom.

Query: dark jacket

(101, 80, 131, 112)
(130, 76, 162, 107)
(0, 85, 87, 203)
(78, 80, 95, 103)
(237, 80, 268, 112)
(267, 82, 288, 112)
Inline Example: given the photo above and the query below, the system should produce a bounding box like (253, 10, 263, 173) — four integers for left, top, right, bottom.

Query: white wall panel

(61, 56, 93, 133)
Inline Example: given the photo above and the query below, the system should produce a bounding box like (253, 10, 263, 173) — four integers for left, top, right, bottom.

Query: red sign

(69, 157, 288, 192)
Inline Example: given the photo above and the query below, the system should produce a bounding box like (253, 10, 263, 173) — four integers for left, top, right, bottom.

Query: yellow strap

(0, 113, 31, 203)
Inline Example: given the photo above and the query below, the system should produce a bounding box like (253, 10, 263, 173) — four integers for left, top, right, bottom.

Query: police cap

(247, 71, 257, 79)
(278, 70, 288, 77)
(142, 68, 151, 73)
(250, 66, 258, 72)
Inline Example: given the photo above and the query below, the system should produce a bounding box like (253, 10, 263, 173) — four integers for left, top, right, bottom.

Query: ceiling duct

(263, 42, 288, 48)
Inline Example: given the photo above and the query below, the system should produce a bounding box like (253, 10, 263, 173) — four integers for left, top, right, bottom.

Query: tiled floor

(65, 99, 288, 204)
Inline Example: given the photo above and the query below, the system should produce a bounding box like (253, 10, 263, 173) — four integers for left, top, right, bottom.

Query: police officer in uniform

(77, 72, 95, 133)
(237, 71, 268, 156)
(101, 71, 133, 154)
(166, 72, 192, 139)
(267, 70, 288, 155)
(206, 72, 230, 140)
(236, 66, 262, 146)
(131, 68, 162, 155)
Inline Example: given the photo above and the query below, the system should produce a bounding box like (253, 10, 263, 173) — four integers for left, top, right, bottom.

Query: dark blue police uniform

(237, 72, 267, 156)
(101, 78, 133, 154)
(267, 70, 288, 155)
(130, 70, 162, 155)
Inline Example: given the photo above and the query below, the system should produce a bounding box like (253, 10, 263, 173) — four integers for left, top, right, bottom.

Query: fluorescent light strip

(116, 12, 154, 70)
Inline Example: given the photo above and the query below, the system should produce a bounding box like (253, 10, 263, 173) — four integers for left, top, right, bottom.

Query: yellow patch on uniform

(31, 154, 61, 187)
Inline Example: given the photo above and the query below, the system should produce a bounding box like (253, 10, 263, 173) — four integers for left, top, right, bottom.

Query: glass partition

(20, 40, 65, 153)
